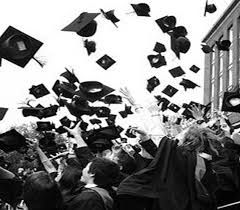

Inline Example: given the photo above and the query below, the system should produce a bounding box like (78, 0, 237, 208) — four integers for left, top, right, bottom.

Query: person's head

(81, 157, 120, 187)
(23, 171, 63, 210)
(181, 126, 219, 155)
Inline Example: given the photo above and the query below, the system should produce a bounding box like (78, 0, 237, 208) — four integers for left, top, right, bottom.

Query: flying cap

(216, 40, 231, 51)
(201, 43, 214, 53)
(89, 118, 102, 125)
(100, 9, 120, 27)
(168, 103, 180, 113)
(62, 12, 100, 37)
(162, 85, 178, 97)
(147, 76, 160, 92)
(222, 90, 240, 113)
(0, 108, 8, 120)
(59, 116, 72, 127)
(168, 66, 185, 78)
(60, 68, 79, 84)
(189, 65, 200, 73)
(179, 78, 200, 91)
(95, 106, 111, 118)
(0, 26, 43, 68)
(154, 95, 170, 111)
(204, 0, 217, 16)
(100, 94, 122, 104)
(155, 16, 176, 33)
(36, 121, 55, 132)
(29, 84, 50, 99)
(153, 42, 166, 53)
(84, 39, 96, 55)
(147, 54, 166, 68)
(119, 105, 133, 118)
(96, 54, 116, 70)
(130, 3, 151, 16)
(170, 34, 191, 59)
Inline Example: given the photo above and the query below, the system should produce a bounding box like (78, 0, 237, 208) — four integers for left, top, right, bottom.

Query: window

(218, 93, 223, 110)
(219, 75, 223, 93)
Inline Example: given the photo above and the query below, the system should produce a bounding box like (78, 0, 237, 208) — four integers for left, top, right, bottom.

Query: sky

(0, 0, 233, 130)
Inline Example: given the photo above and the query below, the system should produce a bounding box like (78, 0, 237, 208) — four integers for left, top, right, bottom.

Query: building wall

(203, 1, 240, 113)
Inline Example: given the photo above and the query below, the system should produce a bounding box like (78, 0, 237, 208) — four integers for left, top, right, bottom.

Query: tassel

(33, 57, 46, 68)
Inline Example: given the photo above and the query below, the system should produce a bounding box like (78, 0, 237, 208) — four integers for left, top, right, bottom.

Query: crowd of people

(0, 88, 240, 210)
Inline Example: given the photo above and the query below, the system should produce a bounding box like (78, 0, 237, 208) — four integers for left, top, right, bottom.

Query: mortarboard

(176, 117, 182, 125)
(130, 3, 150, 17)
(60, 116, 72, 127)
(75, 81, 114, 103)
(204, 0, 217, 16)
(89, 118, 102, 125)
(170, 26, 188, 39)
(62, 12, 100, 37)
(147, 54, 166, 68)
(168, 103, 180, 113)
(100, 94, 122, 104)
(153, 42, 166, 53)
(96, 54, 116, 70)
(65, 100, 94, 118)
(40, 105, 59, 118)
(155, 16, 176, 33)
(84, 39, 96, 55)
(201, 43, 214, 53)
(0, 108, 8, 120)
(216, 40, 231, 51)
(100, 9, 120, 27)
(0, 26, 43, 68)
(95, 106, 111, 117)
(36, 121, 55, 132)
(55, 126, 67, 134)
(163, 115, 168, 123)
(80, 120, 89, 131)
(170, 34, 191, 59)
(106, 114, 117, 125)
(0, 129, 27, 153)
(119, 105, 133, 118)
(168, 66, 185, 78)
(60, 68, 79, 84)
(162, 85, 178, 97)
(125, 126, 137, 138)
(20, 106, 43, 119)
(189, 65, 200, 73)
(29, 84, 50, 99)
(147, 76, 160, 92)
(221, 90, 240, 113)
(52, 80, 77, 98)
(154, 95, 170, 111)
(179, 78, 200, 91)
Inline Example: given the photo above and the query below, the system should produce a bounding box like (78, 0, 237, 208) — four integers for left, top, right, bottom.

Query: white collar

(85, 183, 97, 188)
(198, 152, 212, 160)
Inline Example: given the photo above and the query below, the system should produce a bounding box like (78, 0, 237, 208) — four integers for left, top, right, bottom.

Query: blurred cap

(154, 95, 170, 111)
(106, 114, 117, 125)
(168, 103, 180, 113)
(89, 118, 102, 125)
(222, 91, 240, 113)
(168, 66, 185, 78)
(20, 106, 43, 119)
(0, 129, 27, 153)
(204, 0, 217, 16)
(153, 42, 166, 53)
(162, 85, 178, 97)
(147, 76, 160, 92)
(29, 84, 50, 99)
(66, 100, 94, 118)
(119, 105, 133, 118)
(95, 106, 111, 117)
(60, 68, 79, 84)
(155, 16, 176, 33)
(96, 54, 116, 70)
(60, 116, 72, 127)
(52, 80, 77, 98)
(101, 94, 122, 104)
(201, 43, 214, 53)
(0, 26, 43, 68)
(75, 81, 114, 102)
(62, 12, 100, 37)
(189, 65, 200, 73)
(179, 78, 200, 91)
(170, 35, 191, 59)
(130, 3, 150, 16)
(147, 53, 166, 68)
(84, 39, 96, 55)
(0, 108, 8, 120)
(100, 9, 120, 27)
(41, 105, 59, 118)
(216, 40, 231, 51)
(36, 121, 55, 132)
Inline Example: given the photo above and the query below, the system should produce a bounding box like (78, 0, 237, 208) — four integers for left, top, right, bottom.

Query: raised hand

(63, 120, 82, 138)
(189, 104, 205, 120)
(119, 87, 136, 106)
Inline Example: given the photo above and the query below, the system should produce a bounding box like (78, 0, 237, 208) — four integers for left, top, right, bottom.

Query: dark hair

(23, 171, 64, 210)
(117, 150, 137, 175)
(89, 158, 120, 187)
(59, 166, 82, 192)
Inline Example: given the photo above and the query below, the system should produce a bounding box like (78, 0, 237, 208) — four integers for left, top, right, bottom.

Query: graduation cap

(55, 126, 67, 134)
(119, 105, 133, 118)
(65, 100, 94, 118)
(154, 95, 170, 111)
(201, 43, 214, 53)
(62, 12, 100, 37)
(147, 54, 166, 68)
(36, 121, 55, 132)
(29, 84, 50, 99)
(163, 115, 168, 123)
(96, 54, 116, 70)
(52, 80, 77, 98)
(101, 94, 122, 104)
(75, 81, 114, 103)
(168, 103, 180, 113)
(0, 108, 8, 120)
(221, 90, 240, 113)
(171, 26, 188, 39)
(60, 68, 79, 84)
(168, 66, 185, 78)
(106, 114, 117, 125)
(130, 3, 150, 16)
(125, 126, 137, 138)
(100, 9, 120, 27)
(179, 78, 200, 91)
(162, 85, 178, 97)
(189, 65, 200, 73)
(20, 106, 43, 119)
(216, 40, 231, 51)
(153, 42, 166, 53)
(89, 118, 102, 125)
(170, 35, 191, 58)
(95, 106, 111, 117)
(155, 16, 176, 33)
(0, 26, 43, 68)
(147, 76, 160, 92)
(41, 105, 59, 118)
(84, 39, 96, 55)
(0, 129, 27, 153)
(204, 0, 217, 16)
(60, 116, 72, 127)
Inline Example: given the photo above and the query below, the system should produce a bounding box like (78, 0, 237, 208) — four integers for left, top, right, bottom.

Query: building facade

(203, 0, 240, 115)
